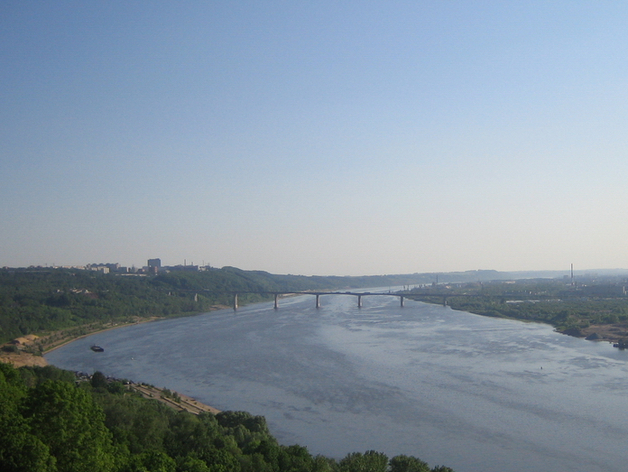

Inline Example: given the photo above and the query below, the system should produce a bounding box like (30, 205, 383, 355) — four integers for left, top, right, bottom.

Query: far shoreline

(42, 316, 164, 355)
(1, 304, 231, 368)
(1, 307, 232, 415)
(43, 303, 231, 355)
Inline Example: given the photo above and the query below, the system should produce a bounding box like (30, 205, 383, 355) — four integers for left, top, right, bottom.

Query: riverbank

(570, 322, 628, 345)
(0, 322, 225, 416)
(0, 318, 160, 367)
(434, 303, 628, 347)
(128, 382, 221, 415)
(0, 304, 232, 368)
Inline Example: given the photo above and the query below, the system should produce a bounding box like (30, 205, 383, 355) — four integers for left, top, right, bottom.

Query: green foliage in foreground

(0, 363, 454, 472)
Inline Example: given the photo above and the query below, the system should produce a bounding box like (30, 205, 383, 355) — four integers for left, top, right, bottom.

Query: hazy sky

(2, 2, 628, 275)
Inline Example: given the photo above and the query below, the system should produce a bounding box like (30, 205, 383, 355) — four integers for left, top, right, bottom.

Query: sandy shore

(0, 350, 49, 368)
(577, 323, 628, 344)
(0, 317, 164, 367)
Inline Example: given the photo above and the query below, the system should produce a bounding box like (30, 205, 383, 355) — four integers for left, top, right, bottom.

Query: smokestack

(571, 263, 574, 286)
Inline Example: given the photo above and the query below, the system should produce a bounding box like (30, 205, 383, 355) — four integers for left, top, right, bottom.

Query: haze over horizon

(2, 2, 627, 276)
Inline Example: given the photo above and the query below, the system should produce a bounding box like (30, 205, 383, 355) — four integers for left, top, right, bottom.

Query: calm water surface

(46, 292, 628, 472)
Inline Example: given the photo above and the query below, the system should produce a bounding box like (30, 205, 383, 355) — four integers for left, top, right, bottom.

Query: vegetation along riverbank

(408, 274, 628, 347)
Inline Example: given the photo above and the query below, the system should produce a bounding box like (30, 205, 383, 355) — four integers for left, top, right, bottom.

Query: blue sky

(2, 1, 628, 275)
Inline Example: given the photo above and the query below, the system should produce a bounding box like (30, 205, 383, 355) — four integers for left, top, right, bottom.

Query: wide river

(46, 291, 628, 472)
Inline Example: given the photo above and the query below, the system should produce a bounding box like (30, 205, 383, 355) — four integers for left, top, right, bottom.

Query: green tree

(216, 411, 269, 434)
(19, 365, 76, 388)
(389, 455, 430, 472)
(338, 450, 388, 472)
(96, 393, 173, 454)
(197, 447, 241, 472)
(0, 364, 56, 472)
(312, 455, 336, 472)
(163, 412, 218, 458)
(0, 412, 56, 472)
(278, 444, 315, 472)
(21, 380, 116, 472)
(91, 371, 109, 389)
(176, 456, 212, 472)
(127, 450, 176, 472)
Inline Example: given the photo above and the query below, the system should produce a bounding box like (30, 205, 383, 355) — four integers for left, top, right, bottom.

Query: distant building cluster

(85, 259, 211, 275)
(144, 258, 211, 274)
(11, 258, 212, 275)
(85, 262, 125, 274)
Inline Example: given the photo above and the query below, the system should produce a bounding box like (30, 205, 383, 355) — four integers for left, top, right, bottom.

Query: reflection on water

(46, 292, 628, 472)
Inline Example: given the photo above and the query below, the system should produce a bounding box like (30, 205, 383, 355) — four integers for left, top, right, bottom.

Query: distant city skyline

(6, 259, 627, 281)
(2, 2, 628, 276)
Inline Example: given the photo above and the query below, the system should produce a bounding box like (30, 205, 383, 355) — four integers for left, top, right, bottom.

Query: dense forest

(0, 362, 454, 472)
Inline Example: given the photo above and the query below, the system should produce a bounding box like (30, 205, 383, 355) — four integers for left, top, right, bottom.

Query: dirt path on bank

(129, 383, 221, 415)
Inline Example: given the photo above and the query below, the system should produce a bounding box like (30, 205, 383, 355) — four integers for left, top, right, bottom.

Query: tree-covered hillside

(0, 266, 446, 344)
(0, 267, 335, 344)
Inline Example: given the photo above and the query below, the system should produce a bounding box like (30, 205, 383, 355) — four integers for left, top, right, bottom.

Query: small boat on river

(90, 345, 104, 352)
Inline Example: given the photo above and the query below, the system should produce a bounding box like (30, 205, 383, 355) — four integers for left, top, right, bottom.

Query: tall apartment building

(147, 258, 161, 268)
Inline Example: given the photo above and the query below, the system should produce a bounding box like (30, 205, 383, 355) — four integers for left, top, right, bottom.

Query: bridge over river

(175, 288, 487, 310)
(229, 291, 476, 310)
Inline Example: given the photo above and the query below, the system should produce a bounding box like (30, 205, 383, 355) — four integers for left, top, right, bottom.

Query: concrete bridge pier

(315, 294, 321, 309)
(233, 294, 238, 311)
(357, 295, 363, 308)
(274, 293, 279, 309)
